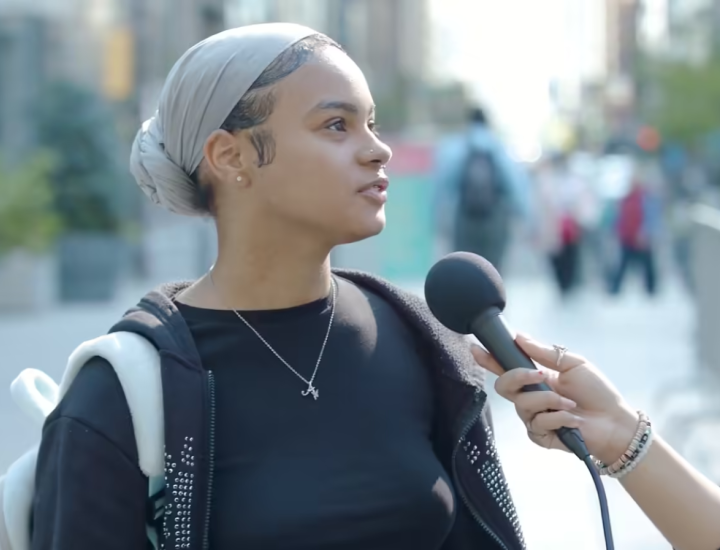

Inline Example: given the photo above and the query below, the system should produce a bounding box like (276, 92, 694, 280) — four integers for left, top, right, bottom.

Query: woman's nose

(364, 139, 392, 167)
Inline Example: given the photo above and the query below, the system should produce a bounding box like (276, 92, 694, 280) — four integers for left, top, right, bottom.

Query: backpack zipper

(202, 370, 217, 550)
(451, 392, 509, 550)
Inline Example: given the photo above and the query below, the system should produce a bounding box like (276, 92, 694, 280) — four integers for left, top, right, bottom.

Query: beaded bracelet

(610, 427, 654, 480)
(594, 411, 653, 477)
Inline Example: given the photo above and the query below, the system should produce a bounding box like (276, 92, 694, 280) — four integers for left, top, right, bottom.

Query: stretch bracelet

(594, 411, 653, 477)
(610, 427, 654, 480)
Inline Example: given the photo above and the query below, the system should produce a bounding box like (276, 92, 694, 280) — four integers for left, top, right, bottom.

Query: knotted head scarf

(130, 23, 317, 216)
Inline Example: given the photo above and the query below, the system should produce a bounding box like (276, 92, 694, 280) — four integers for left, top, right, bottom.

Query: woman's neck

(179, 214, 334, 310)
(210, 247, 333, 311)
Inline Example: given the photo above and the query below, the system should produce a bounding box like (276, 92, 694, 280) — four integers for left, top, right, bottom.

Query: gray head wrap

(130, 23, 317, 216)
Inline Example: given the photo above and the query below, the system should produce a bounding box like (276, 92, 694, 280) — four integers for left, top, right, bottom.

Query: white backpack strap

(60, 332, 165, 479)
(9, 370, 58, 428)
(62, 332, 166, 549)
(1, 332, 166, 550)
(0, 449, 38, 550)
(0, 475, 12, 550)
(1, 369, 61, 550)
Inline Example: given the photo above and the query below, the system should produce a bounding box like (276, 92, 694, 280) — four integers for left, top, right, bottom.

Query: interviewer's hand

(472, 334, 639, 465)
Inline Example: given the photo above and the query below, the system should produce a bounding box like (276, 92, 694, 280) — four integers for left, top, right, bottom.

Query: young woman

(31, 24, 525, 550)
(473, 335, 720, 550)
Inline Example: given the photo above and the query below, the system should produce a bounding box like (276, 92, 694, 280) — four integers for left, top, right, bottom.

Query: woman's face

(241, 47, 393, 245)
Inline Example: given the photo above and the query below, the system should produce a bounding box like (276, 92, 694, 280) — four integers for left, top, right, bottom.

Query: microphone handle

(470, 309, 590, 460)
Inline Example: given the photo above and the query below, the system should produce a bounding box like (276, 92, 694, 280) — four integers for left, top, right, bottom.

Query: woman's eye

(328, 119, 347, 132)
(369, 122, 380, 136)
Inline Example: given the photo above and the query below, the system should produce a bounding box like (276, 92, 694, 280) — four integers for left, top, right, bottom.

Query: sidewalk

(0, 275, 697, 549)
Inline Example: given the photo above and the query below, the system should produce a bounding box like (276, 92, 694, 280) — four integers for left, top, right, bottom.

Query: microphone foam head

(424, 252, 506, 334)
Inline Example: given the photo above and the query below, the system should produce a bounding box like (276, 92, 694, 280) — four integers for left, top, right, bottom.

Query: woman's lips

(358, 177, 389, 205)
(359, 185, 388, 204)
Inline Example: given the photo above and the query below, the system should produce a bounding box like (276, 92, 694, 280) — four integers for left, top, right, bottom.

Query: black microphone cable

(541, 412, 615, 550)
(584, 455, 615, 550)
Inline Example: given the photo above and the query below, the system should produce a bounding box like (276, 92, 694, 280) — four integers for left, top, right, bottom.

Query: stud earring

(236, 175, 243, 182)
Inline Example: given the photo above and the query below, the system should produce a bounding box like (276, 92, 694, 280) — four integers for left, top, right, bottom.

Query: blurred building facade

(0, 13, 44, 160)
(126, 0, 225, 122)
(666, 0, 720, 60)
(326, 0, 428, 91)
(1, 0, 437, 156)
(0, 0, 116, 159)
(543, 0, 609, 148)
(229, 0, 437, 130)
(325, 0, 432, 131)
(603, 0, 642, 133)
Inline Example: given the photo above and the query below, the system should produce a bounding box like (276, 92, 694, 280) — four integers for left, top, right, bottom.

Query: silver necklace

(209, 273, 337, 401)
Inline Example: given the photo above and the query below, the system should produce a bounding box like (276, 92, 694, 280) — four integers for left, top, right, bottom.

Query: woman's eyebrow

(309, 100, 376, 117)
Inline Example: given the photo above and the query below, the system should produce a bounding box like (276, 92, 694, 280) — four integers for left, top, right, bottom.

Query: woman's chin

(338, 213, 386, 245)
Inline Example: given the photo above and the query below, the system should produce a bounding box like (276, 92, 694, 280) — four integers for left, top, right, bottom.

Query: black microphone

(424, 252, 615, 550)
(424, 251, 590, 460)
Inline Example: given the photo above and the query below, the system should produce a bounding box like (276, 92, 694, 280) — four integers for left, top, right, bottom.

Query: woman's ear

(203, 129, 246, 183)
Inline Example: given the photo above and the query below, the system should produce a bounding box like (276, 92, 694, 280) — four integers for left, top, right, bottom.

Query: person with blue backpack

(434, 107, 533, 272)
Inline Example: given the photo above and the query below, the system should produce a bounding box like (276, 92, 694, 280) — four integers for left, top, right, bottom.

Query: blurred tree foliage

(35, 81, 130, 233)
(646, 55, 720, 146)
(0, 152, 61, 254)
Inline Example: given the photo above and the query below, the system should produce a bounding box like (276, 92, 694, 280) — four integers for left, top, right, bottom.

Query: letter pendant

(301, 384, 319, 400)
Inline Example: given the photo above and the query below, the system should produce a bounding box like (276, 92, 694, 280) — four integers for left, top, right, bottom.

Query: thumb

(515, 333, 585, 373)
(470, 344, 505, 377)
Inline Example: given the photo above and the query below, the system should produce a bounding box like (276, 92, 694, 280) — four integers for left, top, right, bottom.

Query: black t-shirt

(175, 276, 456, 550)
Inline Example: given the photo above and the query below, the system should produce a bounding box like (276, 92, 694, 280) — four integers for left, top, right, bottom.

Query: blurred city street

(0, 268, 696, 550)
(2, 0, 720, 547)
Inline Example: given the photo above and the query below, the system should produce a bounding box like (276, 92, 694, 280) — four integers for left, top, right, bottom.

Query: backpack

(0, 332, 166, 550)
(617, 186, 646, 247)
(560, 213, 582, 245)
(458, 147, 505, 216)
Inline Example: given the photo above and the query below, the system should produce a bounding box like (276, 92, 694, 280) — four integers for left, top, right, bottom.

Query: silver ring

(553, 344, 568, 368)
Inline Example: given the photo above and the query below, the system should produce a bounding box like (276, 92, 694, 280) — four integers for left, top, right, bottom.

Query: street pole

(0, 16, 44, 165)
(199, 0, 226, 38)
(713, 0, 720, 55)
(337, 0, 350, 46)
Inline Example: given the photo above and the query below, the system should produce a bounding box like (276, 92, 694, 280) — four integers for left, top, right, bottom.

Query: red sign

(385, 142, 434, 176)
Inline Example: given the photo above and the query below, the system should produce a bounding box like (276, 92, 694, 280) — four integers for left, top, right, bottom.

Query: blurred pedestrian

(434, 106, 532, 272)
(610, 162, 663, 296)
(534, 154, 585, 296)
